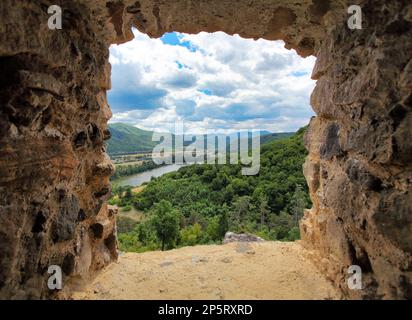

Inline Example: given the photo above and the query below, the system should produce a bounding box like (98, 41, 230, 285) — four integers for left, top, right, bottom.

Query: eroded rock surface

(0, 0, 411, 299)
(300, 1, 412, 299)
(0, 0, 118, 299)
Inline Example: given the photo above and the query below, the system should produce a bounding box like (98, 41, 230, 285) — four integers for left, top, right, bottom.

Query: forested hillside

(107, 123, 291, 156)
(107, 123, 157, 155)
(111, 127, 310, 252)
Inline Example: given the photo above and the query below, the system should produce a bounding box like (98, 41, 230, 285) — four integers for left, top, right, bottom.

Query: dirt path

(71, 241, 339, 300)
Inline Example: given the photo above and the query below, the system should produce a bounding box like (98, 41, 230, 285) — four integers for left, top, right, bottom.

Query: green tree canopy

(151, 200, 181, 250)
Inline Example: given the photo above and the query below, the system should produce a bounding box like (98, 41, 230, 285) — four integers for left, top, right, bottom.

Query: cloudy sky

(108, 29, 316, 134)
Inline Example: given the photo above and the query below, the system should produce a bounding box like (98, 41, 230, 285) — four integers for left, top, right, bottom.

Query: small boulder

(223, 232, 264, 244)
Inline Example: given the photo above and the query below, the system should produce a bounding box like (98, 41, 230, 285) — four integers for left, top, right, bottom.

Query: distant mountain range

(107, 123, 294, 155)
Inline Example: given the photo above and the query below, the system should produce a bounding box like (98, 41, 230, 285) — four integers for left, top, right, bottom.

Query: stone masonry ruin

(0, 0, 411, 299)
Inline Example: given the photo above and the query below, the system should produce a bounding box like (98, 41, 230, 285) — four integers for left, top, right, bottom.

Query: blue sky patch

(160, 32, 181, 45)
(161, 32, 197, 52)
(198, 89, 212, 96)
(290, 71, 309, 77)
(108, 88, 167, 112)
(175, 61, 184, 69)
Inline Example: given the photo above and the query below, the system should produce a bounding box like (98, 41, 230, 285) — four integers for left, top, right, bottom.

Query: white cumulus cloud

(108, 29, 316, 134)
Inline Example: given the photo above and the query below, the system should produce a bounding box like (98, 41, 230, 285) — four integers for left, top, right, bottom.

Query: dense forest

(110, 127, 310, 252)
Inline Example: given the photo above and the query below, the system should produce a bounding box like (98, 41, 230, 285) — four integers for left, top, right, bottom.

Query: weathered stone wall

(0, 0, 118, 299)
(0, 0, 410, 299)
(300, 0, 412, 299)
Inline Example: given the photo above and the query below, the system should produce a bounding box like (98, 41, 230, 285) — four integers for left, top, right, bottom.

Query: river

(114, 164, 188, 187)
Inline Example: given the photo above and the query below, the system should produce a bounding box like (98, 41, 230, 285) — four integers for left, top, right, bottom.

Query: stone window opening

(0, 0, 410, 300)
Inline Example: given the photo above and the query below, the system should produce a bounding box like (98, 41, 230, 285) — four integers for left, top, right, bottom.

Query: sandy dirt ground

(71, 241, 339, 300)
